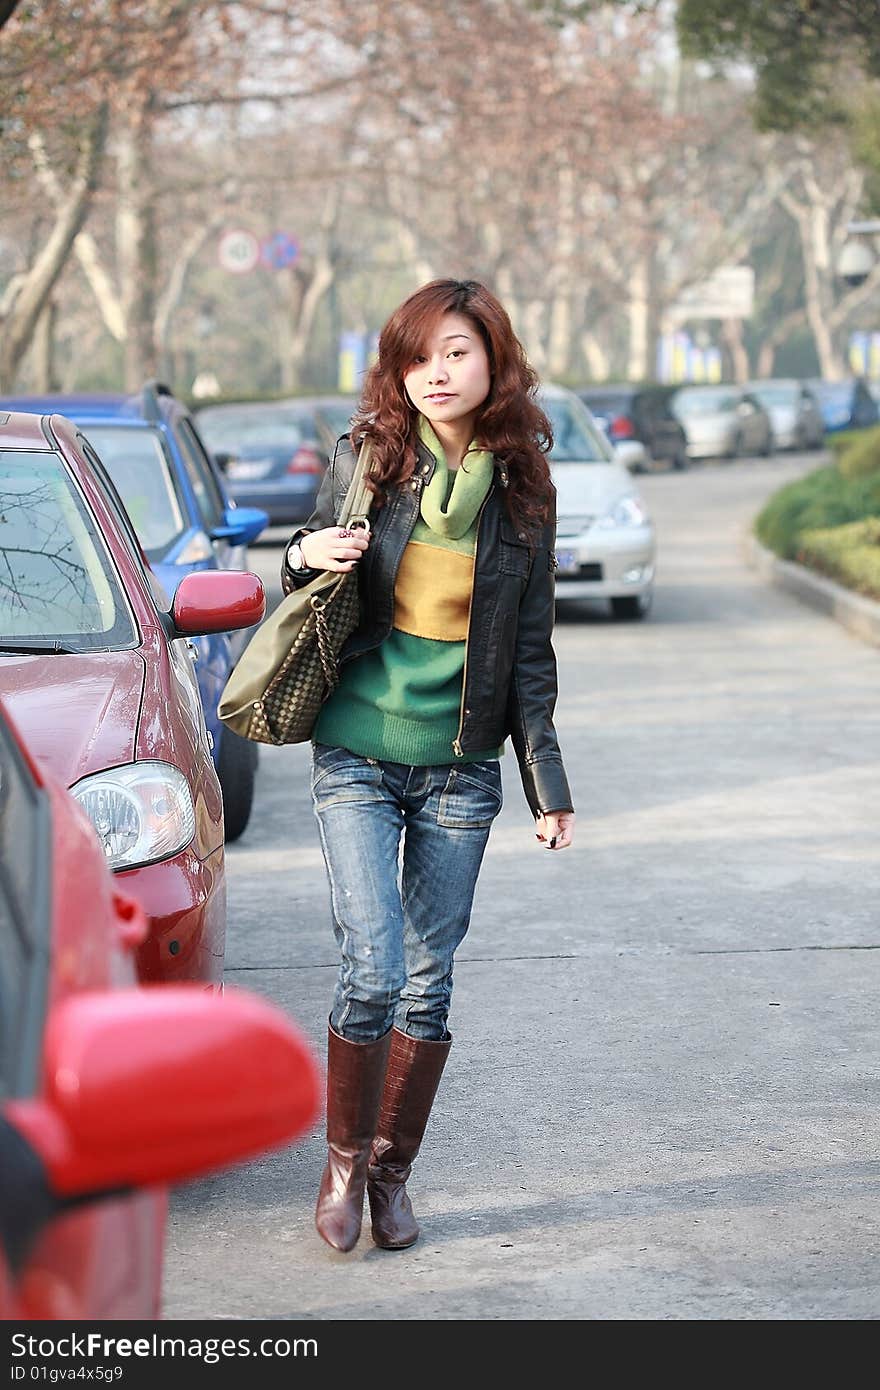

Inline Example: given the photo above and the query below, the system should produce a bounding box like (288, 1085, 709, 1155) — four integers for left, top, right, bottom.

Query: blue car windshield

(809, 382, 851, 406)
(81, 425, 188, 558)
(0, 450, 136, 648)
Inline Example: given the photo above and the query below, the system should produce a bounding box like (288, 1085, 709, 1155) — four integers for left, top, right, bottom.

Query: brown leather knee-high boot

(367, 1028, 451, 1250)
(315, 1025, 392, 1252)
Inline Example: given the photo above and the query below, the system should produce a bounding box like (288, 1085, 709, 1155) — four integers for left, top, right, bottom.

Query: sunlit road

(165, 449, 880, 1321)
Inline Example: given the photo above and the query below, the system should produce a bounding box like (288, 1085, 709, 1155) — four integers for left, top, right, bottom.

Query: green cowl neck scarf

(417, 416, 494, 539)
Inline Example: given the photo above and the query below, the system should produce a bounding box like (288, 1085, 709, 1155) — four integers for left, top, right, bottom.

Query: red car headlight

(71, 762, 196, 871)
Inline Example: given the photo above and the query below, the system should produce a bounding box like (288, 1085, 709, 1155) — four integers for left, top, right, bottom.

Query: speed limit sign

(218, 228, 260, 275)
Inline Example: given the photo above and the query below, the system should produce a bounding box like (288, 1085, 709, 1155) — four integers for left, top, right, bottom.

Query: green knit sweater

(313, 420, 505, 765)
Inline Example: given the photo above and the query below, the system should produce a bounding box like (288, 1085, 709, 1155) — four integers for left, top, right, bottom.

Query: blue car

(0, 382, 269, 841)
(804, 377, 879, 433)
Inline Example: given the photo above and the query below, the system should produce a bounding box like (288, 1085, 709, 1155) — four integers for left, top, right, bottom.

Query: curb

(743, 531, 880, 651)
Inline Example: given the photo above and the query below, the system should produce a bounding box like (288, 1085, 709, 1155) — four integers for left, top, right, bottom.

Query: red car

(0, 410, 265, 986)
(0, 698, 320, 1319)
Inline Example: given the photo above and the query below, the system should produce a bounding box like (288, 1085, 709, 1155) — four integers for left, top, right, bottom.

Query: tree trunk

(755, 307, 805, 377)
(521, 298, 547, 373)
(721, 316, 750, 382)
(154, 216, 225, 380)
(393, 215, 435, 287)
(780, 176, 846, 380)
(281, 254, 336, 391)
(0, 104, 108, 389)
(626, 247, 660, 382)
(116, 107, 159, 388)
(277, 183, 341, 391)
(801, 228, 841, 379)
(546, 165, 577, 379)
(32, 299, 59, 390)
(581, 330, 611, 382)
(495, 264, 522, 342)
(275, 268, 303, 392)
(29, 130, 125, 342)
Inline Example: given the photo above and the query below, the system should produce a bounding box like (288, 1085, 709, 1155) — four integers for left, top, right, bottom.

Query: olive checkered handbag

(217, 443, 373, 745)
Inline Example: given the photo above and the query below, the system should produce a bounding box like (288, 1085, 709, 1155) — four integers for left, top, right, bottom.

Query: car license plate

(554, 548, 579, 574)
(227, 458, 273, 481)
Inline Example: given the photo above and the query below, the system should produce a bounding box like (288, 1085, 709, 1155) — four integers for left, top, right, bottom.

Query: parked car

(576, 383, 689, 471)
(743, 379, 825, 450)
(195, 396, 354, 527)
(803, 377, 880, 433)
(670, 384, 775, 460)
(540, 383, 656, 619)
(0, 695, 320, 1319)
(0, 384, 268, 841)
(0, 409, 265, 986)
(296, 393, 359, 455)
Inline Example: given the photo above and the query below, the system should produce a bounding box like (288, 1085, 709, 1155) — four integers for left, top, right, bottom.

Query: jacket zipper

(452, 486, 494, 758)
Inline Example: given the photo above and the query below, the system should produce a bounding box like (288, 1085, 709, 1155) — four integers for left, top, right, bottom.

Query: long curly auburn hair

(349, 279, 555, 531)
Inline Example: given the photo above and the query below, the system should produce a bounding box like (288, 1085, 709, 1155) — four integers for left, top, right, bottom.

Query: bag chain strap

(311, 594, 340, 691)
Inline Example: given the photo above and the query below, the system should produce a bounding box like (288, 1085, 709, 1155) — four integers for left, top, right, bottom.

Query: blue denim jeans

(310, 743, 503, 1044)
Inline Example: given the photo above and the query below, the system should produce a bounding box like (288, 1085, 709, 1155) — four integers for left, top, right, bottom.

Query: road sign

(260, 232, 300, 270)
(668, 265, 755, 323)
(218, 228, 260, 275)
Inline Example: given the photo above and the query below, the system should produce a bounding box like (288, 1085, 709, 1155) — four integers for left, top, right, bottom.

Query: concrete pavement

(164, 454, 880, 1320)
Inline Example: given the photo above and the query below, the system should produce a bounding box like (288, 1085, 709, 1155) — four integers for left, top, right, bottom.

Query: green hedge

(797, 519, 880, 600)
(754, 464, 880, 558)
(833, 424, 880, 479)
(826, 429, 866, 459)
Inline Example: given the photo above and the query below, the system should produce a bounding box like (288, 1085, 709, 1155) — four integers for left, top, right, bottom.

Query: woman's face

(403, 311, 491, 430)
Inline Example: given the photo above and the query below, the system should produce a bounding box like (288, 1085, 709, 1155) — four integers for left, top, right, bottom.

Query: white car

(540, 383, 656, 620)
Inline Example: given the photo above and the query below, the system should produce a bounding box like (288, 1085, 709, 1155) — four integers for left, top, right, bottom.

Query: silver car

(743, 379, 825, 450)
(540, 383, 656, 620)
(671, 384, 775, 460)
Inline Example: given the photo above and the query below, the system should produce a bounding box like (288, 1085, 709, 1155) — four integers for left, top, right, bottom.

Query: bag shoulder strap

(338, 438, 373, 528)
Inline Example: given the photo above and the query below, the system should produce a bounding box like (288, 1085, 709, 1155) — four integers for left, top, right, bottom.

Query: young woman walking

(281, 278, 575, 1253)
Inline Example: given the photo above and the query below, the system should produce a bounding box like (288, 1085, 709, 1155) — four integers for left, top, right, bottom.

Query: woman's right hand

(300, 526, 370, 573)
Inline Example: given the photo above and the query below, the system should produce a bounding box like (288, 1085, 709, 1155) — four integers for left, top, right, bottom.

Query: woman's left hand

(535, 810, 575, 851)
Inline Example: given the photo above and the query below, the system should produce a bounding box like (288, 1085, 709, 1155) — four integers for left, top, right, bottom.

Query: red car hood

(0, 652, 145, 787)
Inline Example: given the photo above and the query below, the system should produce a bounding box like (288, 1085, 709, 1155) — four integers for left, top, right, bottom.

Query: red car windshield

(0, 450, 136, 651)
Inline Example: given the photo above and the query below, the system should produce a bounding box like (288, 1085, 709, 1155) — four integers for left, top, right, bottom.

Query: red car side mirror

(5, 986, 321, 1197)
(171, 570, 265, 636)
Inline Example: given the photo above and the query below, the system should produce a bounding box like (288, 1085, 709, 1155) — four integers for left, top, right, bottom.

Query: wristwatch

(286, 539, 306, 572)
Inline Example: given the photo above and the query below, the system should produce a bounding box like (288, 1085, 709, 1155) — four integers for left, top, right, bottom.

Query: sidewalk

(744, 531, 880, 650)
(165, 460, 880, 1320)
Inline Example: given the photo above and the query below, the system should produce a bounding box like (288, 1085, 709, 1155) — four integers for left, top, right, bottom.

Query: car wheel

(610, 591, 652, 621)
(726, 433, 741, 460)
(216, 728, 259, 842)
(762, 430, 775, 457)
(672, 449, 688, 471)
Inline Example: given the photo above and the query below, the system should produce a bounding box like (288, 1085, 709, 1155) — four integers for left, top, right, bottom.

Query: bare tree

(0, 106, 109, 389)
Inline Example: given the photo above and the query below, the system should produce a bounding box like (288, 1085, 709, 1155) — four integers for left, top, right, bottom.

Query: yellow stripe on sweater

(393, 541, 474, 642)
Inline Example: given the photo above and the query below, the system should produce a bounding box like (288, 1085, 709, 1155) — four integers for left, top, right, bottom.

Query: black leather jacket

(282, 436, 573, 817)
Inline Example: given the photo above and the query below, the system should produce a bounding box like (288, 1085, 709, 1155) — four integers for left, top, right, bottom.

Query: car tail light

(609, 414, 635, 440)
(286, 445, 324, 476)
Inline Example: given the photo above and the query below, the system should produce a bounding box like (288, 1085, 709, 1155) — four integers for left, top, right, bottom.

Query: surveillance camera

(837, 239, 875, 288)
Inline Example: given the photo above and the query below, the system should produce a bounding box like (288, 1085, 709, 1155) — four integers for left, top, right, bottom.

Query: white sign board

(668, 265, 755, 322)
(218, 228, 260, 275)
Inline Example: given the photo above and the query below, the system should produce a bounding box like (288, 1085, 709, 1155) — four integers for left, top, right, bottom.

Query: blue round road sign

(260, 232, 300, 270)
